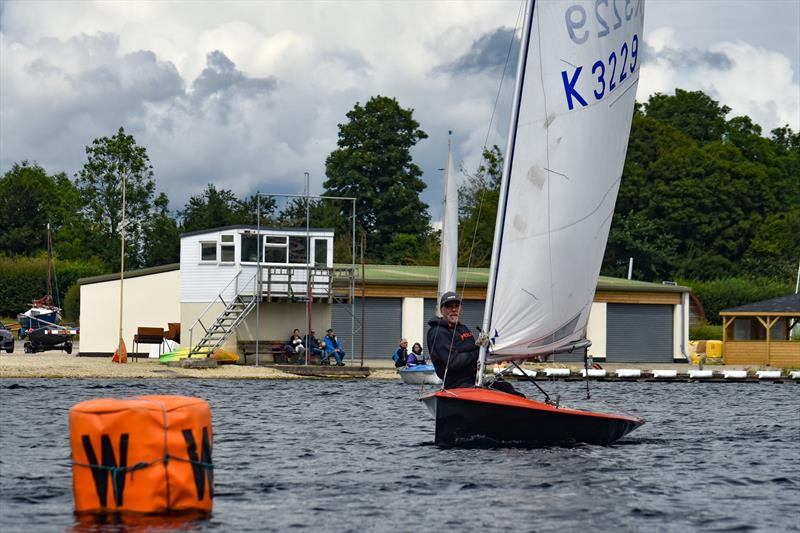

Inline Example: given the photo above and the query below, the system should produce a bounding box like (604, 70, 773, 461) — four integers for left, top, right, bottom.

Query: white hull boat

(399, 364, 442, 385)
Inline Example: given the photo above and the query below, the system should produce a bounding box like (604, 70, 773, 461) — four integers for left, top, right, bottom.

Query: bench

(133, 327, 165, 361)
(237, 340, 325, 365)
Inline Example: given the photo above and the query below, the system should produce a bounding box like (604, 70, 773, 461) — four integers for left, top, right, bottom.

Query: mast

(46, 223, 53, 305)
(476, 0, 535, 386)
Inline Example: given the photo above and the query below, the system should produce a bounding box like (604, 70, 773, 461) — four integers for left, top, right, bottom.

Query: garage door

(332, 298, 401, 361)
(423, 298, 485, 356)
(607, 304, 674, 362)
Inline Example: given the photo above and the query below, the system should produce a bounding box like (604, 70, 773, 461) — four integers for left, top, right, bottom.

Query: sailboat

(399, 133, 458, 386)
(420, 0, 646, 446)
(18, 223, 77, 353)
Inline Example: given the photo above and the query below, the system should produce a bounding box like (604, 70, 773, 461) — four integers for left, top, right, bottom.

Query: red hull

(420, 388, 644, 447)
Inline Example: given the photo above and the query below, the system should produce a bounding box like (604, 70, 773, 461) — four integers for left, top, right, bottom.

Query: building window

(241, 235, 259, 262)
(200, 242, 217, 262)
(288, 236, 308, 264)
(220, 235, 235, 262)
(264, 235, 287, 263)
(314, 239, 327, 265)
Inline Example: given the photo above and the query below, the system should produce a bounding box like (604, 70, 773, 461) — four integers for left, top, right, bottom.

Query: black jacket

(426, 317, 479, 389)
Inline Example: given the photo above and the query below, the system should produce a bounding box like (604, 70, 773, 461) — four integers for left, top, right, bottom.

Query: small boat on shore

(399, 364, 442, 385)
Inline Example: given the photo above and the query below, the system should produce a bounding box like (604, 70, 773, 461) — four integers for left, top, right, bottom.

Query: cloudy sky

(1, 0, 798, 221)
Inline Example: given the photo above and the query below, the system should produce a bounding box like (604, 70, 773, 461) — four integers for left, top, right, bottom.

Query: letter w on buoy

(182, 427, 213, 500)
(81, 434, 129, 507)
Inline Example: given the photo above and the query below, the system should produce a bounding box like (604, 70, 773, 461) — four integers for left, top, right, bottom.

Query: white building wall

(586, 301, 607, 360)
(180, 228, 335, 303)
(674, 293, 689, 361)
(79, 270, 180, 354)
(401, 298, 425, 344)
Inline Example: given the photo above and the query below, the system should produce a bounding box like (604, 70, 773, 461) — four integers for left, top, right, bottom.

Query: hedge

(680, 277, 794, 325)
(0, 255, 106, 318)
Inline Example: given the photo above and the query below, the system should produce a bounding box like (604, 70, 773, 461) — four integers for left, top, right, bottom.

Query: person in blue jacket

(393, 339, 408, 368)
(323, 328, 346, 366)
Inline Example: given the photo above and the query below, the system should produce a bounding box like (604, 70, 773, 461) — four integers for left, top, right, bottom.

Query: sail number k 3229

(560, 34, 639, 111)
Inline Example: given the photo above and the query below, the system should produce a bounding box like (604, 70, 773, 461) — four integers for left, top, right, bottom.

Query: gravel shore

(0, 348, 400, 380)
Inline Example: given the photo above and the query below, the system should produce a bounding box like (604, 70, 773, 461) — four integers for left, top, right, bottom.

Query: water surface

(0, 379, 797, 532)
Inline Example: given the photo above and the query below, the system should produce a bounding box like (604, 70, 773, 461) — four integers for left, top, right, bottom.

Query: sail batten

(479, 0, 645, 366)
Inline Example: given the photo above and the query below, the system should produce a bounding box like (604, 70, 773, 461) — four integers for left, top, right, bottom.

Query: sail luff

(476, 0, 536, 386)
(437, 133, 459, 312)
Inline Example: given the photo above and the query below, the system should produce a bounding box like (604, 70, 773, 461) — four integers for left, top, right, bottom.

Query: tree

(0, 162, 80, 256)
(324, 95, 431, 261)
(457, 145, 503, 268)
(75, 127, 164, 270)
(643, 89, 730, 144)
(602, 211, 678, 280)
(181, 184, 247, 232)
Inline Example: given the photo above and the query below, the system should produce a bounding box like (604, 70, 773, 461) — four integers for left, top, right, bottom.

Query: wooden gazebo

(721, 293, 800, 367)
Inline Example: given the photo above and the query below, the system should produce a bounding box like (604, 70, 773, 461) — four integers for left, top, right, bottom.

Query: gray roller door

(332, 298, 401, 360)
(423, 298, 485, 356)
(607, 303, 674, 362)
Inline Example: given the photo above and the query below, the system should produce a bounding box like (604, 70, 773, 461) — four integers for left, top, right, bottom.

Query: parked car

(0, 321, 14, 353)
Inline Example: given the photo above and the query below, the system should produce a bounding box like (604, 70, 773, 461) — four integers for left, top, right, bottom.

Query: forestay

(482, 0, 644, 362)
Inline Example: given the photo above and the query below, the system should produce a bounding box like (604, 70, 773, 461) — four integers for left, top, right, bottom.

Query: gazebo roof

(720, 293, 800, 315)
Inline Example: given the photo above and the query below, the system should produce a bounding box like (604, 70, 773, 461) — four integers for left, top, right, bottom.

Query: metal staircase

(188, 271, 259, 357)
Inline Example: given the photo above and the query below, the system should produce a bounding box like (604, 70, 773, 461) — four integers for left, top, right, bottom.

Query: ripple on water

(0, 379, 798, 532)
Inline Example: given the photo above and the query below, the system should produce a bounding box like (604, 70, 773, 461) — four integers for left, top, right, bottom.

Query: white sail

(437, 134, 459, 306)
(482, 0, 645, 362)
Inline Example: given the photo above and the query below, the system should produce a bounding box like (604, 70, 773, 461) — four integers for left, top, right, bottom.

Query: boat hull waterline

(399, 364, 443, 385)
(420, 388, 644, 447)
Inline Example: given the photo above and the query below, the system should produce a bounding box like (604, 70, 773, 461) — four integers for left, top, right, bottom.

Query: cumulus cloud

(1, 2, 797, 221)
(439, 27, 519, 76)
(638, 30, 799, 131)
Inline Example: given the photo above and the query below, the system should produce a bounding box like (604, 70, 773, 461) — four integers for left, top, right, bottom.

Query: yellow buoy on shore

(70, 395, 213, 514)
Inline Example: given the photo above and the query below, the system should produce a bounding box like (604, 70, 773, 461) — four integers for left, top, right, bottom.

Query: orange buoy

(70, 395, 213, 514)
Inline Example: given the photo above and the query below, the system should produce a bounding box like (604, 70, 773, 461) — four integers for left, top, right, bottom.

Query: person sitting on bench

(323, 328, 345, 366)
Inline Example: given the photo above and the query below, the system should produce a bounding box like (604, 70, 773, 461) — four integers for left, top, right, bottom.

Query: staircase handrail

(188, 270, 257, 350)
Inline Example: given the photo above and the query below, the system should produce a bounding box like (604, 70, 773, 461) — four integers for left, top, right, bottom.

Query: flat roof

(342, 264, 689, 293)
(78, 263, 179, 286)
(180, 225, 335, 239)
(78, 261, 689, 294)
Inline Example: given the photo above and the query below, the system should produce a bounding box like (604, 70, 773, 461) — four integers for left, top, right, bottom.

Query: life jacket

(394, 347, 407, 368)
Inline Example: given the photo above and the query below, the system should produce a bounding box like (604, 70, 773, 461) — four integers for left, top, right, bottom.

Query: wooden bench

(133, 327, 165, 361)
(237, 340, 324, 365)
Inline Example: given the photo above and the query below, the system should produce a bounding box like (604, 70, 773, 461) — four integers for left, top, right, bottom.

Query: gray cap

(439, 291, 462, 307)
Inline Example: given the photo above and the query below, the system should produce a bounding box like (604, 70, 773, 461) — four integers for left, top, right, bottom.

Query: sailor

(426, 292, 480, 389)
(427, 291, 522, 395)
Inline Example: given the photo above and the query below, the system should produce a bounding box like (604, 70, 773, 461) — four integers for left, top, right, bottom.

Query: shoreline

(0, 353, 401, 380)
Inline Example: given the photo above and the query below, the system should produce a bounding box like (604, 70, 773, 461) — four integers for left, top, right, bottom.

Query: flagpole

(116, 169, 127, 363)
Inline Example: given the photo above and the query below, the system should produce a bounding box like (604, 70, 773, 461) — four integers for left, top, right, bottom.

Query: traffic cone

(112, 338, 128, 364)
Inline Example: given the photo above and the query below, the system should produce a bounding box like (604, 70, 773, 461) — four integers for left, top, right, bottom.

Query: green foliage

(63, 283, 81, 323)
(608, 89, 799, 283)
(0, 255, 105, 317)
(644, 89, 730, 144)
(680, 277, 793, 325)
(689, 323, 722, 341)
(324, 95, 431, 261)
(457, 145, 503, 268)
(75, 127, 167, 270)
(0, 162, 81, 256)
(180, 184, 274, 233)
(603, 211, 678, 280)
